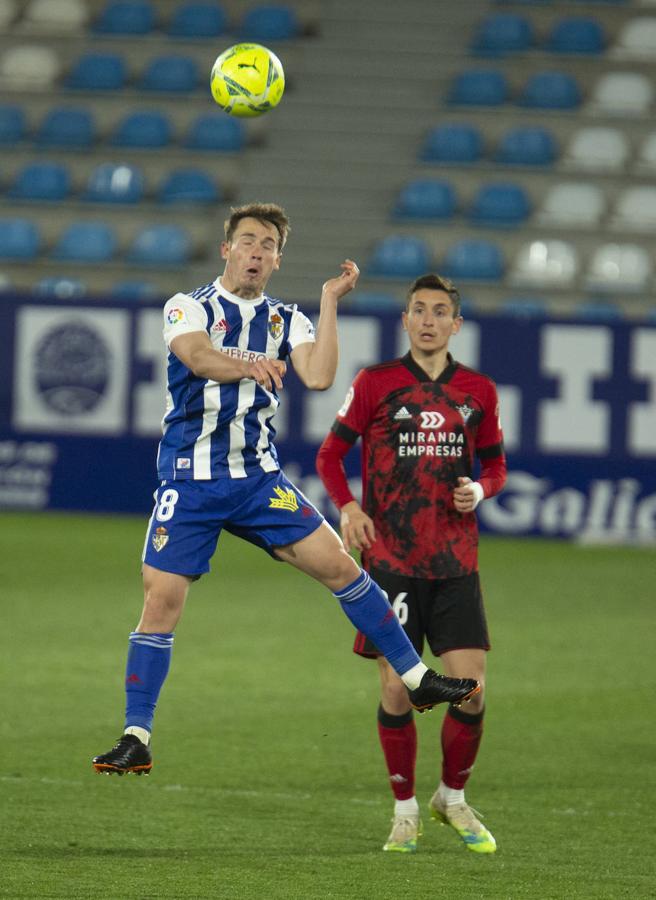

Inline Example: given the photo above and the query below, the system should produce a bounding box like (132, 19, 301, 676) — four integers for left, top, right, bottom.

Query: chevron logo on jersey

(268, 485, 299, 511)
(420, 411, 445, 429)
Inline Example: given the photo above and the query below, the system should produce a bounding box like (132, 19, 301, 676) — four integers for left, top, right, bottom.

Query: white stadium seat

(20, 0, 88, 32)
(611, 17, 656, 59)
(509, 239, 579, 289)
(0, 44, 60, 88)
(634, 131, 656, 173)
(588, 72, 653, 116)
(537, 183, 606, 228)
(609, 186, 656, 231)
(562, 127, 630, 172)
(585, 243, 652, 292)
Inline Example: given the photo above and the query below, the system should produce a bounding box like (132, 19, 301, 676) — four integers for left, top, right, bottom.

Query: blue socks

(124, 632, 174, 732)
(334, 571, 420, 676)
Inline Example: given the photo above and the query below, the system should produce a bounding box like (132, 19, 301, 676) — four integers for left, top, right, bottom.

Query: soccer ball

(210, 43, 285, 117)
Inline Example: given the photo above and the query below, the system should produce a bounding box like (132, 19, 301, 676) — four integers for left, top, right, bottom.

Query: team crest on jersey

(167, 307, 186, 325)
(457, 403, 474, 423)
(268, 313, 284, 339)
(268, 485, 299, 512)
(211, 318, 228, 333)
(152, 526, 169, 552)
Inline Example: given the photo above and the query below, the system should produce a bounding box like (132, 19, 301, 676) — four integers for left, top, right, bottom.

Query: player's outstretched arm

(170, 331, 286, 390)
(291, 259, 359, 391)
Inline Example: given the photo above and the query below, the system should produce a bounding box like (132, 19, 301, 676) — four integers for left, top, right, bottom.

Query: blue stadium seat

(496, 125, 557, 165)
(66, 53, 127, 90)
(34, 276, 87, 299)
(447, 69, 510, 106)
(240, 5, 300, 40)
(519, 71, 581, 108)
(94, 1, 155, 34)
(0, 218, 42, 260)
(471, 13, 534, 55)
(111, 110, 172, 147)
(9, 162, 71, 201)
(420, 123, 483, 163)
(368, 235, 432, 278)
(167, 2, 227, 38)
(0, 104, 26, 145)
(546, 17, 606, 54)
(393, 179, 457, 220)
(111, 279, 161, 299)
(184, 113, 245, 152)
(139, 55, 199, 92)
(500, 297, 548, 318)
(84, 163, 145, 203)
(52, 222, 117, 262)
(129, 224, 192, 266)
(575, 300, 622, 321)
(35, 107, 95, 149)
(469, 183, 531, 226)
(158, 169, 220, 205)
(442, 239, 504, 281)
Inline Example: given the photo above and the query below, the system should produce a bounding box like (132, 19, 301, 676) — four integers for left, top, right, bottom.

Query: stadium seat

(537, 183, 606, 228)
(65, 52, 126, 90)
(635, 131, 656, 172)
(93, 0, 155, 34)
(611, 17, 656, 59)
(51, 222, 117, 262)
(0, 44, 60, 88)
(167, 2, 227, 38)
(574, 300, 622, 321)
(500, 297, 548, 318)
(393, 179, 457, 220)
(368, 235, 432, 278)
(469, 182, 531, 226)
(0, 104, 26, 144)
(21, 0, 88, 32)
(447, 69, 510, 106)
(420, 123, 483, 163)
(240, 5, 300, 40)
(139, 55, 199, 92)
(610, 186, 656, 231)
(470, 13, 534, 55)
(84, 163, 146, 204)
(8, 161, 71, 201)
(588, 72, 653, 116)
(442, 239, 504, 281)
(495, 126, 557, 166)
(509, 239, 579, 288)
(128, 224, 192, 266)
(0, 218, 41, 260)
(585, 243, 652, 293)
(110, 110, 172, 148)
(35, 106, 95, 148)
(34, 276, 87, 298)
(184, 112, 245, 152)
(562, 126, 629, 172)
(519, 71, 581, 108)
(110, 279, 161, 299)
(349, 291, 401, 311)
(158, 168, 220, 205)
(546, 17, 606, 54)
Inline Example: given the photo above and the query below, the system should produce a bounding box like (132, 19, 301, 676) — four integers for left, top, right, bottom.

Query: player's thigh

(274, 520, 360, 588)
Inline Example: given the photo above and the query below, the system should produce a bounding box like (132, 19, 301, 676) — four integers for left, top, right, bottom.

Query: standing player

(316, 273, 506, 854)
(92, 206, 479, 778)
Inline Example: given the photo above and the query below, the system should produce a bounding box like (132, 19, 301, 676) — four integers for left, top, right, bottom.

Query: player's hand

(453, 476, 485, 513)
(248, 357, 286, 391)
(322, 259, 360, 301)
(340, 500, 375, 552)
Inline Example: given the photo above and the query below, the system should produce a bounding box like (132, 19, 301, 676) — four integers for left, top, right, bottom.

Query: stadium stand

(8, 161, 71, 201)
(51, 221, 118, 263)
(35, 106, 96, 148)
(84, 162, 146, 204)
(393, 180, 457, 221)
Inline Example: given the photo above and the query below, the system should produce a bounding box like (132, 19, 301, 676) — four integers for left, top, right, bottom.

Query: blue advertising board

(1, 294, 654, 542)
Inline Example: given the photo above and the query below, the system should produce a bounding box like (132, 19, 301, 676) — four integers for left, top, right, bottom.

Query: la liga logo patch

(167, 307, 186, 325)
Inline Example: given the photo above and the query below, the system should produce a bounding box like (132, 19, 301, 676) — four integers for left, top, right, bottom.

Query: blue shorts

(142, 470, 324, 578)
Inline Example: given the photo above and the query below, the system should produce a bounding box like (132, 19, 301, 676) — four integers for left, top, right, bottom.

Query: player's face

(402, 289, 462, 353)
(220, 217, 282, 298)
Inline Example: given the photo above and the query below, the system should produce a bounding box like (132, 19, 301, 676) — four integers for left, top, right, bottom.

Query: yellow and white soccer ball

(210, 43, 285, 117)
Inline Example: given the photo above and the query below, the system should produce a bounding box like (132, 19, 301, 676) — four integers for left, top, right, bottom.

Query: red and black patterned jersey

(316, 352, 506, 578)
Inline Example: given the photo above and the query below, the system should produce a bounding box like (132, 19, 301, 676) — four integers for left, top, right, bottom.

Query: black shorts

(353, 567, 490, 660)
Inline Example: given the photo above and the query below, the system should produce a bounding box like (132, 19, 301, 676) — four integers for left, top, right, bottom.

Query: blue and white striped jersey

(158, 278, 315, 480)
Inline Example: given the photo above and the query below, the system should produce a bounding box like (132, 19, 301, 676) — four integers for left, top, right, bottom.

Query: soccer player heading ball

(317, 274, 507, 854)
(92, 206, 480, 782)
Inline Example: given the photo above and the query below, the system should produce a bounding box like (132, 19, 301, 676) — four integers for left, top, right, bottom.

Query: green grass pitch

(1, 511, 654, 899)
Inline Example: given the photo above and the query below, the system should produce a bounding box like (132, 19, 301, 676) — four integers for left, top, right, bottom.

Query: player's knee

(381, 679, 411, 714)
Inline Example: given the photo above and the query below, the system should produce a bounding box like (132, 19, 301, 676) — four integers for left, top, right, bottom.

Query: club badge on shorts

(152, 526, 169, 552)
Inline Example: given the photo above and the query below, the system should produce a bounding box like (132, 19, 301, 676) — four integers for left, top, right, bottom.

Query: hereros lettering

(268, 486, 299, 512)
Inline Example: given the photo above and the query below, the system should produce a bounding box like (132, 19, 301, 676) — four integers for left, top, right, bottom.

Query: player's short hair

(224, 202, 290, 252)
(406, 273, 461, 317)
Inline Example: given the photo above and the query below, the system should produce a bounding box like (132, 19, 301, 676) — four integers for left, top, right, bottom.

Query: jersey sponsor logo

(457, 403, 474, 423)
(393, 406, 412, 420)
(166, 307, 186, 326)
(268, 485, 299, 512)
(268, 313, 284, 339)
(151, 525, 169, 552)
(211, 318, 228, 333)
(176, 457, 191, 469)
(338, 386, 354, 417)
(398, 431, 464, 458)
(221, 346, 267, 363)
(420, 411, 445, 429)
